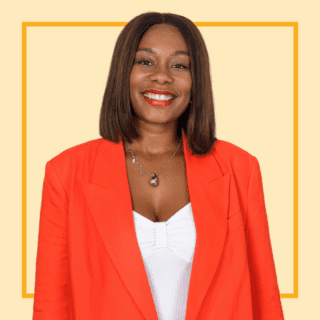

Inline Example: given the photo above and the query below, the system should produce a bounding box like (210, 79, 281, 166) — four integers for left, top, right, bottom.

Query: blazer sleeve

(33, 160, 74, 320)
(245, 156, 285, 320)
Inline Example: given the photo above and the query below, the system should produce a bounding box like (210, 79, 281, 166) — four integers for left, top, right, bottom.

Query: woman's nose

(149, 64, 173, 84)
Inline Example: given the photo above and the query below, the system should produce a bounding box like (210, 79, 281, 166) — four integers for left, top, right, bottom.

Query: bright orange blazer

(33, 132, 285, 320)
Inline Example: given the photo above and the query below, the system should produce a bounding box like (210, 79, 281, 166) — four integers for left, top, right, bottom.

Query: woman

(33, 12, 285, 320)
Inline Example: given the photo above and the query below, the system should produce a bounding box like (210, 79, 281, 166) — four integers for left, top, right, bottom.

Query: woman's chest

(125, 154, 191, 223)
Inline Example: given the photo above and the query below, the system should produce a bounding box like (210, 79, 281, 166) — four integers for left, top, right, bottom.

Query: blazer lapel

(81, 132, 232, 320)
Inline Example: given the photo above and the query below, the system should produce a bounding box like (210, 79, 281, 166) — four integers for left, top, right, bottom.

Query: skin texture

(124, 24, 192, 222)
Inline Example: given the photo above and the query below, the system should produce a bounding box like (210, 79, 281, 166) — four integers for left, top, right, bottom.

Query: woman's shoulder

(213, 139, 255, 159)
(48, 138, 103, 164)
(212, 139, 256, 173)
(44, 138, 106, 184)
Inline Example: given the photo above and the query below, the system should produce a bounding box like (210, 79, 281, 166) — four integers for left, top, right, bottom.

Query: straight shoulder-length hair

(99, 11, 217, 156)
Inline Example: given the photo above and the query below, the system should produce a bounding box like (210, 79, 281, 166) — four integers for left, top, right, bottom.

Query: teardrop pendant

(149, 173, 159, 187)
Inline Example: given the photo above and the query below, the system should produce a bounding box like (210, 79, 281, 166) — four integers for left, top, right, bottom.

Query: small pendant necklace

(126, 137, 183, 187)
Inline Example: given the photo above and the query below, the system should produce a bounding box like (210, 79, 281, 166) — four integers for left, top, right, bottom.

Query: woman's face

(129, 24, 192, 127)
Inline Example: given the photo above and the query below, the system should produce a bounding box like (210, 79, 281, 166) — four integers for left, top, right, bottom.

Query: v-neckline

(133, 202, 192, 224)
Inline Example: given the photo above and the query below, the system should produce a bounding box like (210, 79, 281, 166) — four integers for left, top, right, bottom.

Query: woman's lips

(144, 89, 175, 95)
(143, 96, 175, 106)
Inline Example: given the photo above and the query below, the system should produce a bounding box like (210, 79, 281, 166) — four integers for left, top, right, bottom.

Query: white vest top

(133, 202, 196, 320)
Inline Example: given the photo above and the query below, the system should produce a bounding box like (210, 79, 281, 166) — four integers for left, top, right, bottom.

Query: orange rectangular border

(22, 21, 298, 299)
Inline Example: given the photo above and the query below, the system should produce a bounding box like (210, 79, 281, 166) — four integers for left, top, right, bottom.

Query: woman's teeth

(143, 93, 174, 101)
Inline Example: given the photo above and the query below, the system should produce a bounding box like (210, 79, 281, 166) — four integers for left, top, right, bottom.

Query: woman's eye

(136, 60, 188, 70)
(137, 60, 152, 66)
(173, 64, 188, 69)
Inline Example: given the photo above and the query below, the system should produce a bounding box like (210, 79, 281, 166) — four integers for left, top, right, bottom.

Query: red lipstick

(143, 96, 174, 106)
(142, 88, 176, 106)
(144, 89, 175, 96)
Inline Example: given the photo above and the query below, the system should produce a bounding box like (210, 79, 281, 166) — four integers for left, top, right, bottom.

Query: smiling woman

(99, 12, 216, 156)
(130, 24, 192, 126)
(33, 11, 285, 320)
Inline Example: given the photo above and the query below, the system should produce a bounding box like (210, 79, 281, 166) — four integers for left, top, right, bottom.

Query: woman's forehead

(137, 25, 188, 55)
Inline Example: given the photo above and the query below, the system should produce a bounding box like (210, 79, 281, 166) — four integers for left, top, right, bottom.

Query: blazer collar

(81, 131, 232, 320)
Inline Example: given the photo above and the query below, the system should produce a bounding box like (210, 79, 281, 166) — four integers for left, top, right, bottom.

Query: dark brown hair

(99, 11, 217, 156)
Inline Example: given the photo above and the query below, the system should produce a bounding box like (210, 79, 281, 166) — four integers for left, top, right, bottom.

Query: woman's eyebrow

(137, 47, 189, 56)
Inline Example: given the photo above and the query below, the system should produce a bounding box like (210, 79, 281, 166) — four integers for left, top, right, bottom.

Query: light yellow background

(1, 0, 319, 319)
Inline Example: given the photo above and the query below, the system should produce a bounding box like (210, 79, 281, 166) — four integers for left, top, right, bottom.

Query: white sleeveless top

(133, 202, 196, 320)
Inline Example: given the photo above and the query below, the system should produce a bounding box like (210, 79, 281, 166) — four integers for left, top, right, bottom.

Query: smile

(142, 93, 175, 106)
(143, 96, 175, 106)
